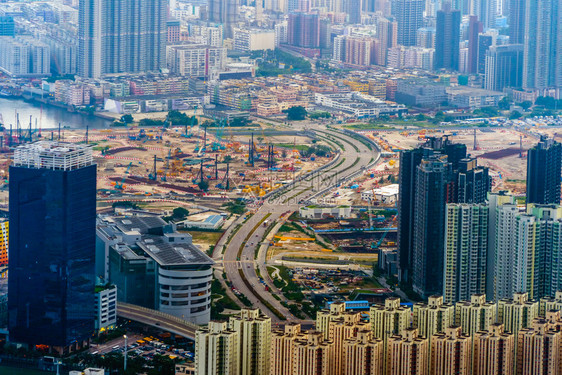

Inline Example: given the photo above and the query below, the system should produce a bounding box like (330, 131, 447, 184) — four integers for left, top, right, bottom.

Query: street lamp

(54, 358, 62, 375)
(123, 334, 127, 372)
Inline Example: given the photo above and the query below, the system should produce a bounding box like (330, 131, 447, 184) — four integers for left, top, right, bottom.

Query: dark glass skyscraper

(397, 147, 424, 281)
(526, 136, 562, 205)
(8, 142, 96, 349)
(467, 16, 483, 74)
(456, 157, 490, 204)
(484, 44, 524, 91)
(412, 154, 453, 297)
(397, 136, 469, 284)
(508, 0, 525, 44)
(434, 3, 460, 71)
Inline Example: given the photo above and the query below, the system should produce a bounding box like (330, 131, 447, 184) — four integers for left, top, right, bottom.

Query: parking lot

(89, 333, 194, 363)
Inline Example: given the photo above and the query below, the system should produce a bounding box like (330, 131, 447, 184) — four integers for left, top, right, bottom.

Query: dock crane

(114, 162, 133, 190)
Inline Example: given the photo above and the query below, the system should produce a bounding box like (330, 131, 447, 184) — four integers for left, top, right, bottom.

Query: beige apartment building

(473, 323, 515, 375)
(413, 295, 455, 341)
(386, 328, 429, 375)
(497, 292, 539, 336)
(455, 294, 497, 336)
(430, 326, 471, 375)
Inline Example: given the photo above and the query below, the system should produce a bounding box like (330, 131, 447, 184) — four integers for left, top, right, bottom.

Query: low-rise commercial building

(94, 284, 117, 332)
(299, 205, 352, 219)
(55, 80, 91, 106)
(180, 214, 226, 230)
(361, 184, 399, 203)
(395, 79, 447, 107)
(314, 92, 406, 118)
(446, 86, 505, 109)
(96, 214, 214, 324)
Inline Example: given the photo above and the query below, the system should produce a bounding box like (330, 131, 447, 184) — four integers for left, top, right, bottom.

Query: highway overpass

(117, 302, 199, 340)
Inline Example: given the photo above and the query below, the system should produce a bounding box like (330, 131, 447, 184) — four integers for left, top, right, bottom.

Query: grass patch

(211, 279, 241, 318)
(274, 143, 310, 151)
(278, 224, 294, 233)
(343, 123, 394, 130)
(267, 266, 277, 278)
(186, 230, 224, 245)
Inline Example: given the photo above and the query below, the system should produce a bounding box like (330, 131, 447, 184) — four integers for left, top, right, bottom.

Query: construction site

(355, 126, 552, 197)
(0, 113, 336, 207)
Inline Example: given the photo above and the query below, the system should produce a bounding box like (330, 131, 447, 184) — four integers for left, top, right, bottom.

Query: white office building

(167, 44, 226, 78)
(94, 284, 117, 332)
(234, 29, 275, 52)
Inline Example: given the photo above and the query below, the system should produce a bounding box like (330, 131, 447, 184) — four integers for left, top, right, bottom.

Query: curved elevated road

(117, 302, 198, 339)
(217, 127, 379, 322)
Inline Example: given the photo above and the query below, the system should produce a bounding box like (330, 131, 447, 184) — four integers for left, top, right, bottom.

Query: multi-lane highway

(216, 127, 379, 322)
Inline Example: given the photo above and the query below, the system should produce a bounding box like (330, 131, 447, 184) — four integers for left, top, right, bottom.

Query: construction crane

(195, 126, 208, 156)
(206, 116, 225, 152)
(182, 105, 198, 138)
(372, 215, 397, 249)
(114, 162, 133, 190)
(148, 155, 158, 181)
(217, 161, 230, 190)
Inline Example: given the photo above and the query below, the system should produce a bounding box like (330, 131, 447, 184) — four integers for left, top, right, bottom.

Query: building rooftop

(137, 235, 213, 267)
(204, 215, 223, 225)
(446, 86, 504, 96)
(98, 214, 213, 267)
(114, 216, 169, 235)
(13, 141, 93, 171)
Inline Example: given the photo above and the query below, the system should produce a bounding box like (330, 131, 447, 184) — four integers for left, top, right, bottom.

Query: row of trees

(256, 49, 312, 77)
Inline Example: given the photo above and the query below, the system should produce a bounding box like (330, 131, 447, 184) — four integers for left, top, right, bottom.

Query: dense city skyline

(0, 0, 562, 374)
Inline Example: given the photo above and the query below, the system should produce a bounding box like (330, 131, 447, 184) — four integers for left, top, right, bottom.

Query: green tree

(415, 113, 426, 121)
(431, 111, 445, 124)
(172, 207, 189, 219)
(509, 111, 522, 119)
(167, 110, 191, 126)
(112, 201, 139, 209)
(139, 118, 165, 127)
(473, 107, 499, 118)
(224, 199, 246, 214)
(285, 106, 307, 121)
(121, 114, 134, 123)
(230, 117, 252, 127)
(198, 180, 209, 192)
(146, 354, 178, 375)
(520, 101, 533, 111)
(498, 96, 512, 110)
